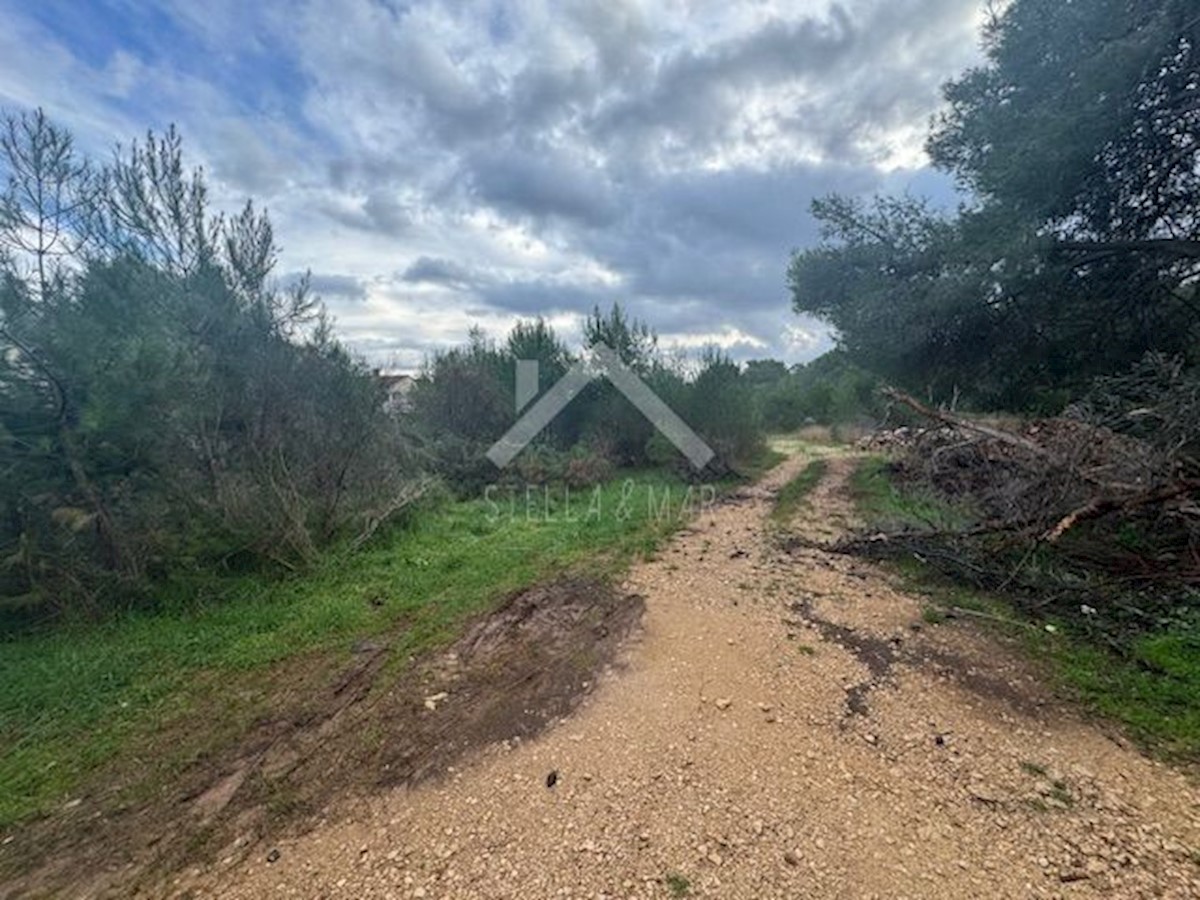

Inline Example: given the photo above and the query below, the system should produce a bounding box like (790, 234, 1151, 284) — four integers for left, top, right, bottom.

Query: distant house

(376, 371, 417, 414)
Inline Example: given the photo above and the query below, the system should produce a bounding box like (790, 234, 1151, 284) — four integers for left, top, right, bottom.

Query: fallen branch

(1041, 480, 1200, 542)
(350, 477, 437, 551)
(947, 606, 1038, 630)
(881, 387, 1050, 457)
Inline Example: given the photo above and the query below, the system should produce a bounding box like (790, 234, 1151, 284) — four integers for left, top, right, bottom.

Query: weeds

(664, 873, 691, 897)
(849, 458, 1200, 761)
(772, 458, 828, 525)
(0, 471, 697, 829)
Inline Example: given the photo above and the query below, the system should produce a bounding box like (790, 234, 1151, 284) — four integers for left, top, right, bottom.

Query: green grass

(0, 471, 703, 829)
(1048, 633, 1200, 758)
(771, 458, 827, 525)
(849, 457, 1200, 762)
(735, 442, 788, 481)
(849, 457, 975, 531)
(921, 605, 948, 625)
(664, 873, 691, 897)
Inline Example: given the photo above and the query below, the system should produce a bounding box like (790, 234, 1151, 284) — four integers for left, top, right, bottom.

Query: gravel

(183, 454, 1200, 899)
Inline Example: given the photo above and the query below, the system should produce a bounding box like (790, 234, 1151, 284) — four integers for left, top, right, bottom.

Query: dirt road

(185, 453, 1200, 898)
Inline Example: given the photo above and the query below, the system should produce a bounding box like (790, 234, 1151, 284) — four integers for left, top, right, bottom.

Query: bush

(0, 111, 419, 621)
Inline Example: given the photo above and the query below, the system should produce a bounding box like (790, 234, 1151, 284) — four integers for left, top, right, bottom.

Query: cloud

(400, 256, 477, 288)
(466, 145, 619, 227)
(1, 0, 986, 368)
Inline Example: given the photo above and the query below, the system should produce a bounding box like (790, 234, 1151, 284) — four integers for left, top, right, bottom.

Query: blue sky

(0, 0, 985, 369)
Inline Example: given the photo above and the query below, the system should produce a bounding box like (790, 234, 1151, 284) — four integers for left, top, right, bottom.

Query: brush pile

(838, 356, 1200, 644)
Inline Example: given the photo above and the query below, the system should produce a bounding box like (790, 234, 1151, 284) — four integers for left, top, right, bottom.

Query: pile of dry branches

(839, 369, 1200, 639)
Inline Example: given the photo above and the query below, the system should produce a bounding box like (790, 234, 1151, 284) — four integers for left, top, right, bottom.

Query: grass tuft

(664, 873, 691, 897)
(771, 459, 828, 525)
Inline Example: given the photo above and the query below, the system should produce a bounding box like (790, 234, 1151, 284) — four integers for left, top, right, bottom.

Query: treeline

(789, 0, 1200, 413)
(0, 111, 414, 621)
(744, 352, 880, 432)
(411, 305, 767, 494)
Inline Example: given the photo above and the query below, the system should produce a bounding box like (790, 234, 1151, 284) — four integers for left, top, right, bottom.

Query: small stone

(1059, 869, 1090, 883)
(783, 851, 801, 867)
(969, 786, 1002, 805)
(714, 698, 733, 710)
(423, 692, 449, 711)
(266, 848, 281, 864)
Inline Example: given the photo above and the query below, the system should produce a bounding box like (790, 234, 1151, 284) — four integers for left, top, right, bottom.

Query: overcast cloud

(0, 0, 985, 369)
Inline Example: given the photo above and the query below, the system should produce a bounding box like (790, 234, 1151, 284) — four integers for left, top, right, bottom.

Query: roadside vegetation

(848, 456, 1200, 760)
(777, 0, 1200, 759)
(770, 458, 827, 526)
(0, 470, 698, 830)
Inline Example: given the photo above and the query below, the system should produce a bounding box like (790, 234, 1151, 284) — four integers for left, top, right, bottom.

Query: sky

(0, 0, 986, 370)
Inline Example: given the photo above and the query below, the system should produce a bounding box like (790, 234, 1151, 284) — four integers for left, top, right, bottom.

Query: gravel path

(187, 453, 1200, 899)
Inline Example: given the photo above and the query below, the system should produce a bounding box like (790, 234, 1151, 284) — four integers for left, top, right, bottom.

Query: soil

(173, 453, 1200, 898)
(1, 578, 643, 899)
(8, 453, 1200, 898)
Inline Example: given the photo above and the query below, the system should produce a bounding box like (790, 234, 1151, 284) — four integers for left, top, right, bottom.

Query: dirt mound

(1, 578, 643, 900)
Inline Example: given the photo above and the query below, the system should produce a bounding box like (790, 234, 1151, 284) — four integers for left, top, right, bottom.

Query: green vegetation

(1052, 635, 1200, 759)
(849, 458, 1200, 760)
(747, 351, 883, 431)
(0, 111, 415, 622)
(771, 458, 827, 525)
(791, 2, 1200, 761)
(0, 471, 694, 828)
(664, 873, 691, 897)
(849, 458, 975, 533)
(790, 0, 1199, 411)
(414, 305, 767, 494)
